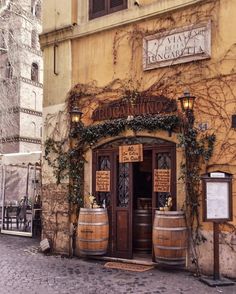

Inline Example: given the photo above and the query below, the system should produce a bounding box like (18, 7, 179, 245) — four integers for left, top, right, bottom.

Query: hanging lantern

(70, 106, 83, 124)
(178, 91, 196, 112)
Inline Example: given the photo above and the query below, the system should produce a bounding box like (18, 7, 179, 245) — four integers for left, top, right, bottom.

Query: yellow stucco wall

(41, 0, 236, 276)
(42, 0, 74, 32)
(43, 41, 72, 107)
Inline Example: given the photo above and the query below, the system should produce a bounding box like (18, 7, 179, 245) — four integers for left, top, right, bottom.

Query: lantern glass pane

(72, 115, 80, 123)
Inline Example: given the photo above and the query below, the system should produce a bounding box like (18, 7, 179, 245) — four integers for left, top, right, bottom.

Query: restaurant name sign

(143, 22, 211, 70)
(92, 96, 177, 121)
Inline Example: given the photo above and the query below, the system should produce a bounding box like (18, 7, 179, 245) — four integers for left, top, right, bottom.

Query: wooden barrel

(77, 208, 109, 255)
(133, 209, 152, 253)
(153, 211, 188, 266)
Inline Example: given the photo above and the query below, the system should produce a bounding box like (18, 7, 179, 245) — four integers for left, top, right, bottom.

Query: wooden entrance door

(92, 138, 176, 259)
(92, 150, 133, 259)
(152, 144, 176, 214)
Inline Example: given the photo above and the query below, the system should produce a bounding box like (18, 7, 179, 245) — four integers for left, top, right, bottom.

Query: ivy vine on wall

(44, 87, 215, 273)
(45, 108, 215, 221)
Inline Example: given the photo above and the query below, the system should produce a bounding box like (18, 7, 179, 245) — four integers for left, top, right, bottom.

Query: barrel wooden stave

(153, 211, 188, 266)
(133, 209, 152, 252)
(78, 208, 109, 255)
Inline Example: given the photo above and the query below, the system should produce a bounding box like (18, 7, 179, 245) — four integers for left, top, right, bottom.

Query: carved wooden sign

(96, 171, 110, 192)
(119, 144, 143, 163)
(154, 169, 171, 192)
(92, 96, 177, 121)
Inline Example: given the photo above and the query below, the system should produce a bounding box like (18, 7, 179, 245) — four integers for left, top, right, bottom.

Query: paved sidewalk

(0, 234, 235, 294)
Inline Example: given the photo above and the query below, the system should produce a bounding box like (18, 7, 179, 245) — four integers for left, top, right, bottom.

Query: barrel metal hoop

(136, 238, 152, 242)
(79, 250, 107, 255)
(155, 211, 184, 215)
(156, 256, 186, 261)
(136, 223, 151, 227)
(80, 208, 107, 212)
(78, 238, 108, 242)
(78, 222, 109, 226)
(153, 227, 187, 231)
(156, 216, 186, 219)
(154, 245, 187, 250)
(79, 212, 107, 215)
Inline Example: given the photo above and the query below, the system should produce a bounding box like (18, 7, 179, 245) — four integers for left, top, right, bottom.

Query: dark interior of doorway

(133, 150, 152, 259)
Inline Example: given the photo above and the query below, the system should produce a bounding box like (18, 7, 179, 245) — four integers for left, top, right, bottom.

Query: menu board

(154, 169, 171, 192)
(96, 171, 110, 192)
(206, 182, 229, 220)
(119, 144, 143, 163)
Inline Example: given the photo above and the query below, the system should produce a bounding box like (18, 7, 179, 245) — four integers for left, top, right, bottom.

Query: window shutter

(109, 0, 127, 13)
(89, 0, 107, 19)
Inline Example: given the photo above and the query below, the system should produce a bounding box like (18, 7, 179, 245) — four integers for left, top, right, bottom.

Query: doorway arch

(92, 136, 177, 259)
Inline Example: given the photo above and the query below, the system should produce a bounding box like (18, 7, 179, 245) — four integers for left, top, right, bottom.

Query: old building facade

(40, 0, 236, 278)
(0, 0, 42, 153)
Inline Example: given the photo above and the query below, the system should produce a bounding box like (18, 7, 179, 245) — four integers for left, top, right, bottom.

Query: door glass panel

(117, 162, 129, 208)
(156, 152, 171, 208)
(97, 155, 111, 207)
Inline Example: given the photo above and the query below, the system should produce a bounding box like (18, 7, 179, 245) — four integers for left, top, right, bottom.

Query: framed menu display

(202, 173, 232, 222)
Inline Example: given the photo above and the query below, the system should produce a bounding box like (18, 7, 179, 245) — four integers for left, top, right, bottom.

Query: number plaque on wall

(154, 169, 171, 192)
(119, 144, 143, 163)
(96, 171, 110, 192)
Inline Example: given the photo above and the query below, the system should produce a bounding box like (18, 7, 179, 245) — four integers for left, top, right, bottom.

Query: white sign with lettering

(143, 22, 211, 70)
(206, 182, 229, 220)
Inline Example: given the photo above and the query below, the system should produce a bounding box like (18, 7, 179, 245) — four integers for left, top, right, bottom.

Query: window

(0, 33, 6, 53)
(31, 63, 39, 82)
(6, 61, 13, 78)
(89, 0, 127, 20)
(31, 0, 41, 19)
(30, 122, 36, 137)
(31, 30, 37, 49)
(35, 1, 41, 19)
(8, 29, 14, 46)
(32, 91, 37, 110)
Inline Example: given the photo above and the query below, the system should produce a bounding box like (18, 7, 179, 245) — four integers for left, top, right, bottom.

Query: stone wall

(42, 183, 70, 255)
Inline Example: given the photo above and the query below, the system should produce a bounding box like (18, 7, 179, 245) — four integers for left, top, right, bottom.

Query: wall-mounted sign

(119, 144, 143, 163)
(96, 171, 110, 192)
(210, 172, 225, 178)
(92, 96, 177, 121)
(202, 173, 232, 221)
(143, 21, 211, 70)
(154, 169, 171, 192)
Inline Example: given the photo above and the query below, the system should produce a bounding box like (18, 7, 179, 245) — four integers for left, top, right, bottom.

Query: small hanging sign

(154, 169, 171, 192)
(119, 144, 143, 163)
(96, 171, 110, 192)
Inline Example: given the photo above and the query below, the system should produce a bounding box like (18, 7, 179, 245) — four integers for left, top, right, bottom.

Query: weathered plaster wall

(42, 0, 73, 33)
(41, 103, 70, 254)
(71, 0, 236, 277)
(41, 0, 236, 277)
(43, 41, 72, 107)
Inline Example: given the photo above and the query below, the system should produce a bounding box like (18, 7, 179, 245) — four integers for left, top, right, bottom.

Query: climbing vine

(44, 89, 215, 243)
(43, 0, 236, 271)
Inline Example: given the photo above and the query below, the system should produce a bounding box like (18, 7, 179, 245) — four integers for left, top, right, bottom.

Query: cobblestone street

(0, 234, 235, 294)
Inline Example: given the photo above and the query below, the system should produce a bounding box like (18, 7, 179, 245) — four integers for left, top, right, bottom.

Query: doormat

(104, 262, 154, 272)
